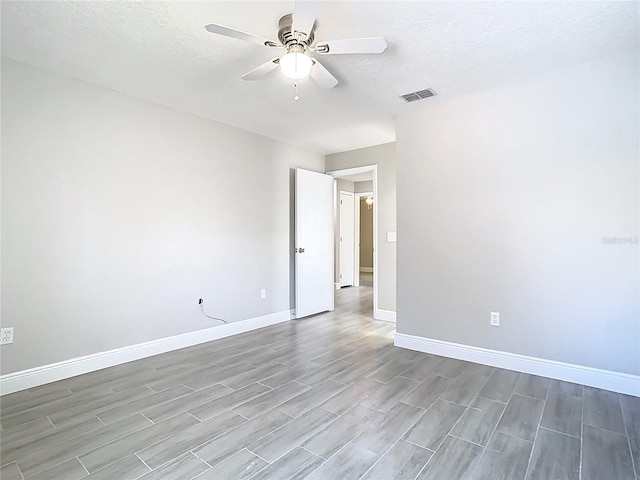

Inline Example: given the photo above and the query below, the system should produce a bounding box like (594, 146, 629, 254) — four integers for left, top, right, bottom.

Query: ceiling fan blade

(205, 24, 279, 48)
(292, 0, 319, 39)
(315, 37, 387, 55)
(241, 58, 281, 81)
(310, 59, 338, 89)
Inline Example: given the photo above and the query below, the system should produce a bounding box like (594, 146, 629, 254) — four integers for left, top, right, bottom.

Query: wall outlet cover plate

(1, 327, 14, 345)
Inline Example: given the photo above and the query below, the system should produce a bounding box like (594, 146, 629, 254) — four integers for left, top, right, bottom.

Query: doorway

(327, 165, 380, 318)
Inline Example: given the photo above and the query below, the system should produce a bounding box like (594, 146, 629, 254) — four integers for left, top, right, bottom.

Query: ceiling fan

(204, 1, 387, 90)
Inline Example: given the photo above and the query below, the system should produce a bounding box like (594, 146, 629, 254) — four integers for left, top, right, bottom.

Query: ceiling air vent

(399, 88, 436, 103)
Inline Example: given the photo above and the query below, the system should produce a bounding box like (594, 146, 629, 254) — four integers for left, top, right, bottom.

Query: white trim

(394, 332, 640, 397)
(375, 308, 397, 323)
(360, 267, 374, 273)
(326, 166, 374, 178)
(372, 168, 378, 319)
(334, 282, 341, 290)
(0, 310, 294, 396)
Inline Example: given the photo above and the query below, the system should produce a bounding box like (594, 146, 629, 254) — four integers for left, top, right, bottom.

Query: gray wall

(355, 181, 374, 193)
(326, 143, 396, 312)
(396, 52, 639, 375)
(336, 179, 356, 194)
(1, 59, 324, 374)
(360, 198, 374, 269)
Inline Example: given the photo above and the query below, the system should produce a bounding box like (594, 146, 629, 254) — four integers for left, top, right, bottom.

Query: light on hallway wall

(365, 196, 374, 209)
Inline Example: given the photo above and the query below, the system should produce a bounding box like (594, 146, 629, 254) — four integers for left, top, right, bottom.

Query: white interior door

(339, 191, 355, 287)
(295, 168, 334, 318)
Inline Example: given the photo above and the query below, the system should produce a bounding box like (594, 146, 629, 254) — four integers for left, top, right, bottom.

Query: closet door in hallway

(339, 191, 354, 287)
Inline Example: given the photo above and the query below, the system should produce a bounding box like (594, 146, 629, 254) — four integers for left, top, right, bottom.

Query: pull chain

(294, 82, 300, 101)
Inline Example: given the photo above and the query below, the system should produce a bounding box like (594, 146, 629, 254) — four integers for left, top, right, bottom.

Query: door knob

(298, 247, 305, 253)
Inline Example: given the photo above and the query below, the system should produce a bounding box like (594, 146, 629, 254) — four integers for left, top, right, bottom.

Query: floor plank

(474, 432, 533, 480)
(478, 369, 521, 403)
(305, 442, 379, 480)
(450, 395, 506, 447)
(526, 428, 580, 480)
(540, 392, 582, 438)
(495, 394, 544, 442)
(361, 440, 433, 480)
(415, 435, 483, 480)
(582, 424, 635, 480)
(403, 398, 465, 450)
(583, 386, 627, 434)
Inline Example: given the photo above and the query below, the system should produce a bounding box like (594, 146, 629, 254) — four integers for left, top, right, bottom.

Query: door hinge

(340, 273, 343, 279)
(340, 200, 343, 205)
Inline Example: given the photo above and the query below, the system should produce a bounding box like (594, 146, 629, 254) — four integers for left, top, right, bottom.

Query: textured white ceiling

(2, 1, 638, 154)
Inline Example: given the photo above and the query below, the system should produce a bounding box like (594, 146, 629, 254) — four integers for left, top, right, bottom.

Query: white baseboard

(360, 267, 373, 273)
(375, 308, 396, 323)
(394, 333, 640, 397)
(335, 282, 341, 290)
(0, 310, 294, 396)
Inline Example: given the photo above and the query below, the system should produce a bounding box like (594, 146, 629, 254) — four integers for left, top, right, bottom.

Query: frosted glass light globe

(280, 52, 313, 80)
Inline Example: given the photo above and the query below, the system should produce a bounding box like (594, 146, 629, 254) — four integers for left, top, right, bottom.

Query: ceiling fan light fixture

(280, 51, 313, 80)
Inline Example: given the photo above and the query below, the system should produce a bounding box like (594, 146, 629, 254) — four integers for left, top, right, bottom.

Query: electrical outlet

(1, 328, 14, 345)
(490, 312, 500, 327)
(260, 289, 266, 299)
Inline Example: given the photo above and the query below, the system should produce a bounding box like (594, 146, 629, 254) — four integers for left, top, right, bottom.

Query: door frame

(326, 165, 379, 319)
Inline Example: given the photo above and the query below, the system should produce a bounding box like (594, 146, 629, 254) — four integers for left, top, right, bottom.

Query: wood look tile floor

(2, 274, 639, 479)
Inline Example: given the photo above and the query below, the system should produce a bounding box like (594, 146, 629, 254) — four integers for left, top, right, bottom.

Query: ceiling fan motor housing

(278, 14, 314, 50)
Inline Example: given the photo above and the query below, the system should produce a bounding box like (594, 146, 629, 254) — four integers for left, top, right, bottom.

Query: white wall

(0, 59, 324, 375)
(396, 52, 639, 375)
(326, 143, 396, 311)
